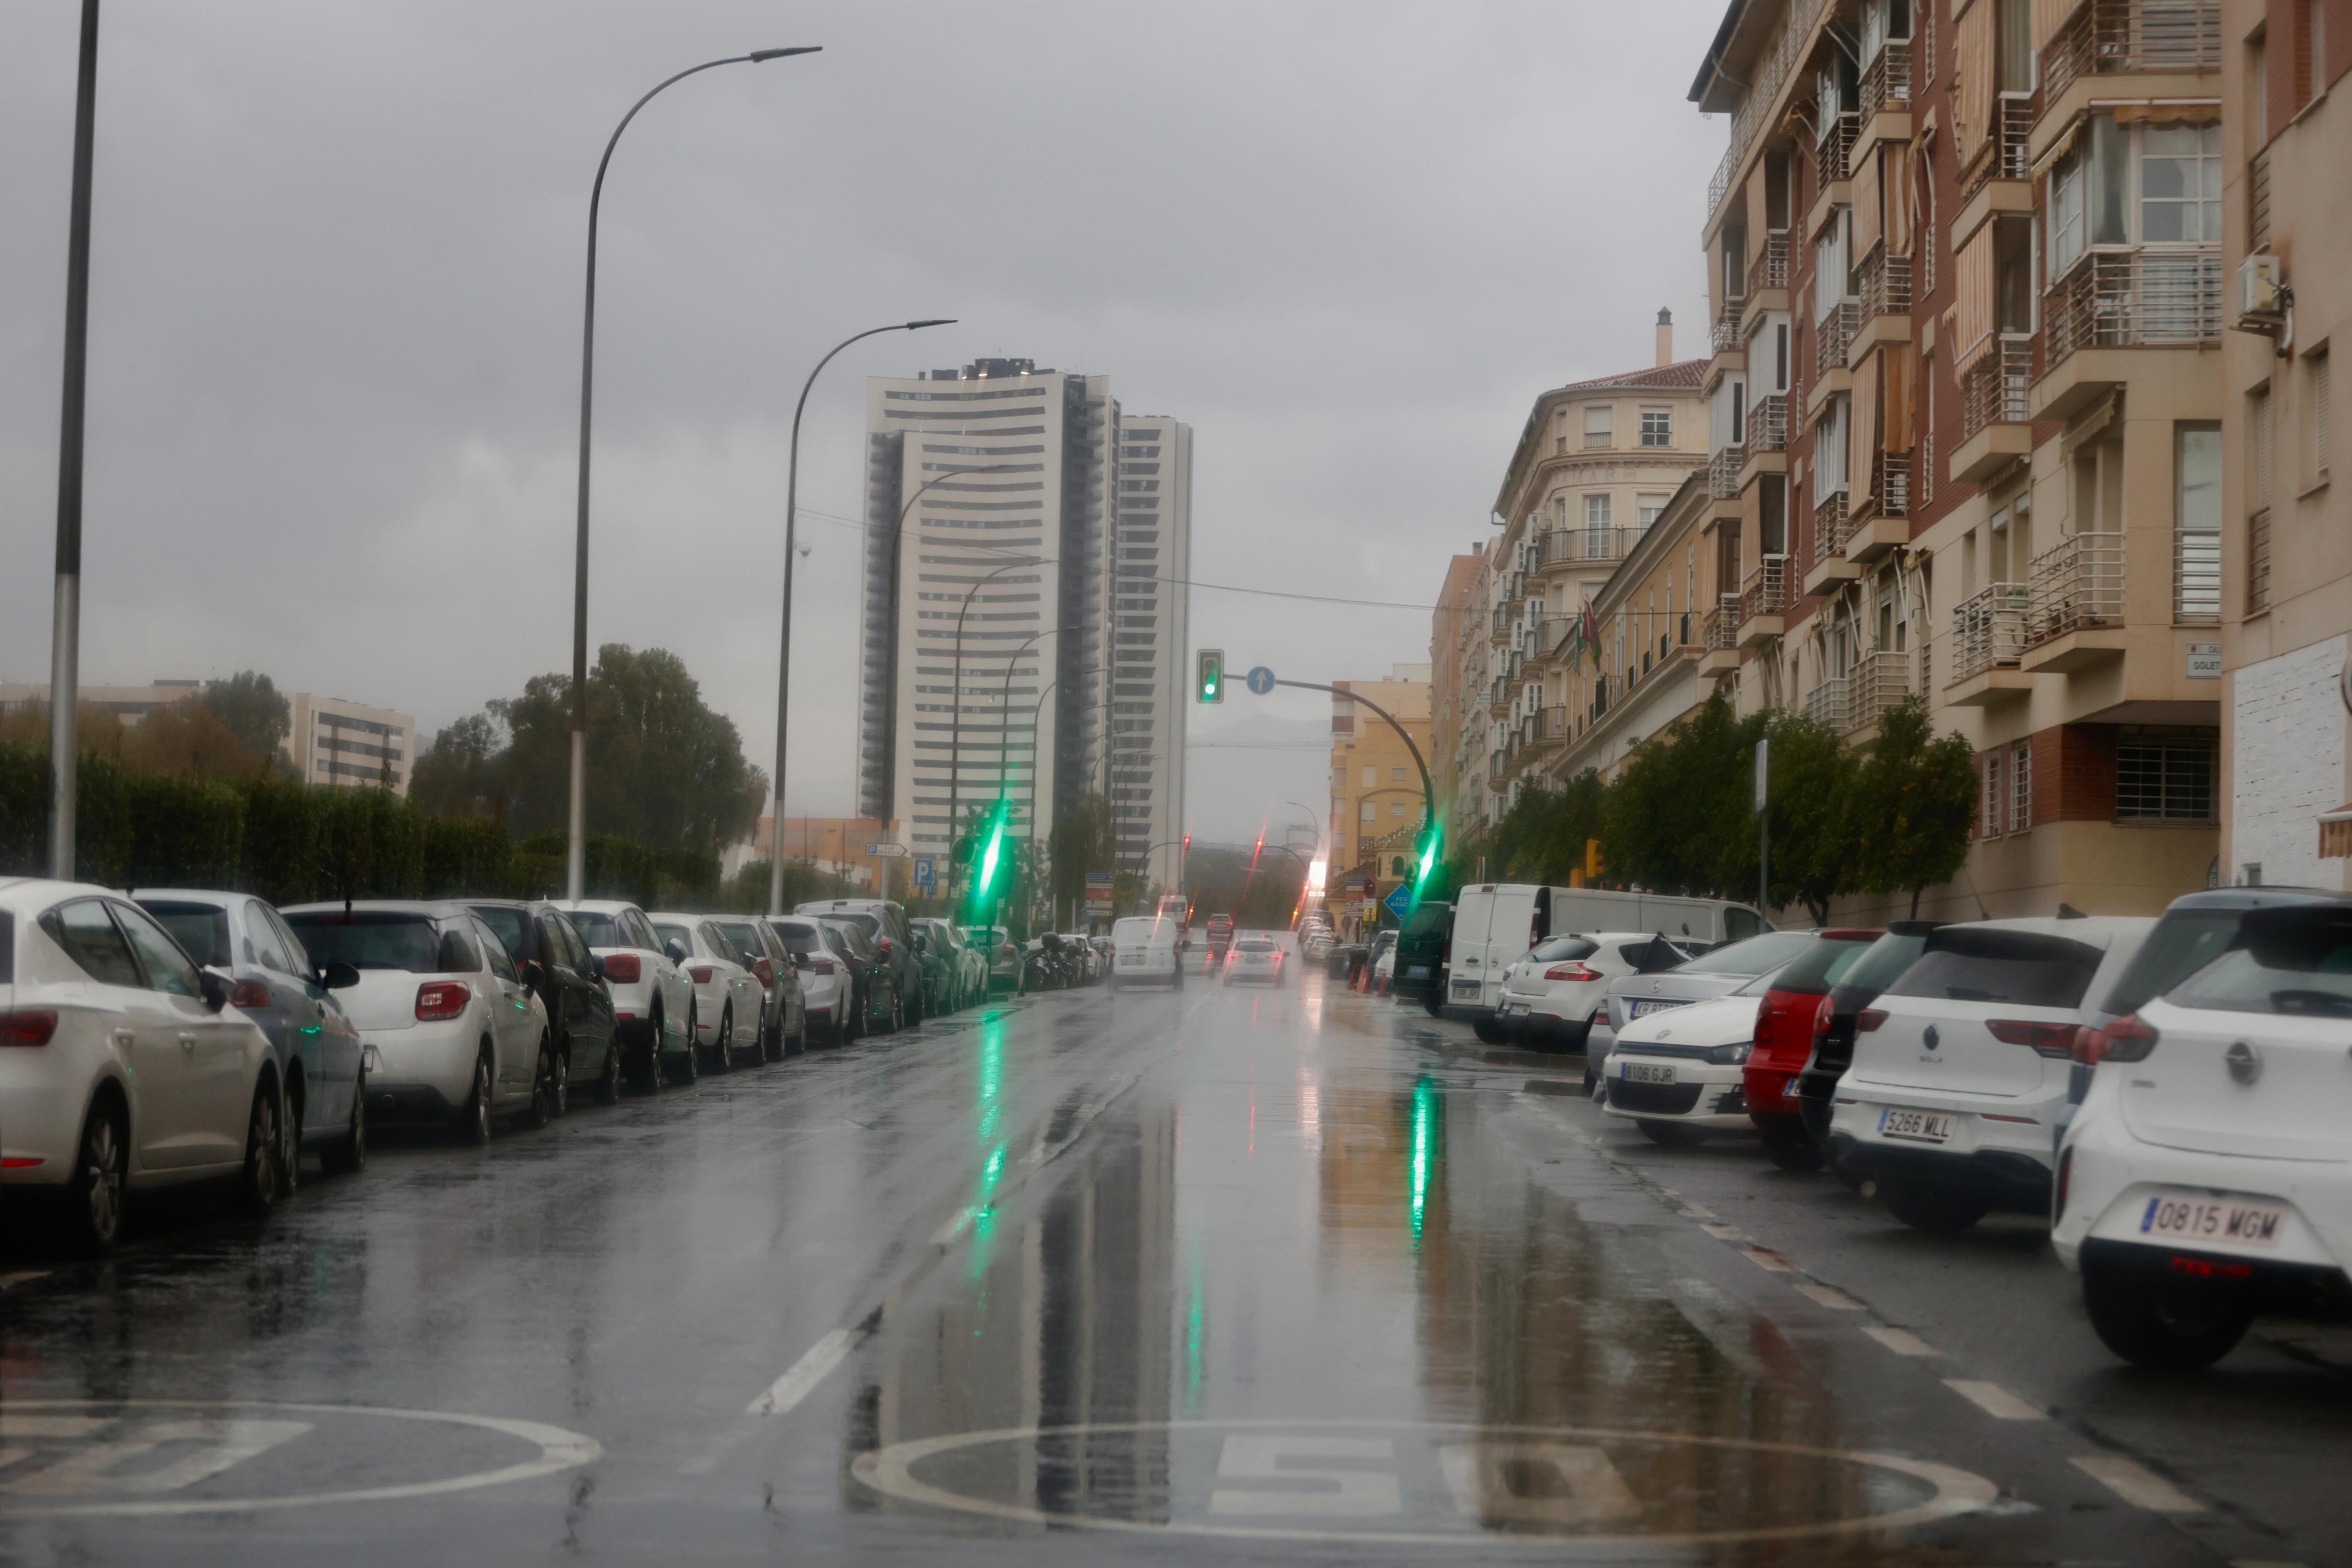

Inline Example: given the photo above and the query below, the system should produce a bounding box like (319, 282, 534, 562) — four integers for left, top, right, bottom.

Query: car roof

(2159, 887, 2352, 912)
(1935, 915, 2155, 949)
(0, 878, 141, 914)
(280, 899, 472, 919)
(554, 898, 646, 914)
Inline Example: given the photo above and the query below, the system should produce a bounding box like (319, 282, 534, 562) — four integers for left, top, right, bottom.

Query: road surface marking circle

(851, 1416, 1998, 1547)
(0, 1400, 600, 1518)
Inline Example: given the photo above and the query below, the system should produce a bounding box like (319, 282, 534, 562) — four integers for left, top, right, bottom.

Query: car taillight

(1813, 994, 1836, 1037)
(415, 982, 471, 1021)
(1854, 1008, 1888, 1033)
(753, 958, 775, 985)
(876, 937, 893, 955)
(689, 966, 715, 985)
(810, 958, 835, 975)
(1001, 943, 1016, 960)
(227, 979, 273, 1010)
(1987, 1019, 2080, 1059)
(0, 1009, 59, 1047)
(603, 953, 641, 984)
(1544, 962, 1600, 982)
(2074, 1012, 2159, 1066)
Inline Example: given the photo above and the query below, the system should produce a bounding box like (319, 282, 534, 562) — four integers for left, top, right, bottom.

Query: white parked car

(0, 879, 286, 1250)
(1495, 931, 1694, 1054)
(768, 917, 857, 1046)
(1222, 934, 1287, 987)
(282, 901, 554, 1144)
(1585, 928, 1821, 1059)
(648, 913, 764, 1074)
(2054, 903, 2352, 1368)
(1109, 913, 1184, 990)
(1829, 916, 2154, 1233)
(1603, 974, 1776, 1145)
(1370, 937, 1396, 994)
(552, 899, 695, 1090)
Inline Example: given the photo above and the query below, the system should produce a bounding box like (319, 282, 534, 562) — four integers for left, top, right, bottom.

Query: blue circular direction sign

(1245, 666, 1276, 696)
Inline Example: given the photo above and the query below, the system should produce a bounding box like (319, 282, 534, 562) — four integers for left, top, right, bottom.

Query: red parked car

(1743, 928, 1883, 1170)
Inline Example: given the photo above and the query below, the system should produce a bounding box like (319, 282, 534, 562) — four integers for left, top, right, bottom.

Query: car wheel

(1879, 1182, 1990, 1233)
(65, 1096, 127, 1254)
(453, 1047, 495, 1144)
(322, 1080, 367, 1175)
(670, 1007, 701, 1085)
(634, 1009, 666, 1093)
(591, 1036, 622, 1104)
(708, 1005, 734, 1073)
(1471, 1015, 1511, 1046)
(1759, 1122, 1826, 1173)
(1636, 1119, 1706, 1148)
(278, 1074, 303, 1199)
(550, 1038, 571, 1117)
(2083, 1259, 2253, 1370)
(1582, 1060, 1597, 1094)
(763, 1007, 786, 1063)
(526, 1035, 558, 1130)
(239, 1080, 282, 1215)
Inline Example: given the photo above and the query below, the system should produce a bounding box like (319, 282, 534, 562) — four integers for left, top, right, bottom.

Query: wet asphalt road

(1, 955, 2346, 1565)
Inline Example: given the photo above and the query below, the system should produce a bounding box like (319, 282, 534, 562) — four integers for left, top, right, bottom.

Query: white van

(1446, 885, 1767, 1018)
(1109, 914, 1184, 990)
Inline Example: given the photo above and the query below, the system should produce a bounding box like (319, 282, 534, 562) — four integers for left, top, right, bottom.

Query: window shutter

(1952, 224, 1998, 373)
(1885, 141, 1916, 257)
(1851, 351, 1882, 507)
(1883, 342, 1917, 452)
(2032, 0, 2084, 51)
(2255, 387, 2273, 507)
(1854, 148, 1884, 258)
(1955, 0, 1996, 168)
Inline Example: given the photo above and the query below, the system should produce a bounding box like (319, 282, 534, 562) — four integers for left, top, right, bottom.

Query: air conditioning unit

(2236, 253, 2284, 331)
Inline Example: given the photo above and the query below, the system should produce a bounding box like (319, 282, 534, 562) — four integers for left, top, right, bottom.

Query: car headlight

(1707, 1041, 1753, 1065)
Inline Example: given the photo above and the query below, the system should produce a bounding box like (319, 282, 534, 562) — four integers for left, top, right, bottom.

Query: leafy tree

(1759, 711, 1850, 924)
(411, 712, 508, 820)
(200, 671, 291, 759)
(1844, 696, 1979, 916)
(1603, 694, 1765, 897)
(1045, 792, 1114, 926)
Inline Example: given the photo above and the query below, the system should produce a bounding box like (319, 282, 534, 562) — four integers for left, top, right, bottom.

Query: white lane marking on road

(1860, 1325, 1941, 1357)
(1792, 1283, 1864, 1311)
(1742, 1247, 1797, 1273)
(1944, 1381, 2045, 1421)
(749, 1328, 862, 1418)
(1699, 1223, 1751, 1243)
(1678, 1202, 1718, 1220)
(2070, 1455, 2201, 1514)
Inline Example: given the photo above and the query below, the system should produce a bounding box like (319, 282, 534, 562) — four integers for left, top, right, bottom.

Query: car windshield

(1401, 903, 1450, 940)
(1884, 929, 2105, 1008)
(1671, 929, 1817, 975)
(713, 922, 764, 960)
(652, 923, 695, 954)
(137, 900, 232, 968)
(1236, 939, 1275, 952)
(2169, 911, 2352, 1018)
(284, 911, 447, 973)
(565, 909, 628, 946)
(824, 921, 876, 957)
(769, 921, 825, 958)
(1527, 936, 1599, 962)
(2100, 907, 2258, 1017)
(469, 905, 528, 960)
(824, 912, 881, 938)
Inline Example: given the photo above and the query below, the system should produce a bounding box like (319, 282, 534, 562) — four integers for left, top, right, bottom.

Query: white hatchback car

(552, 899, 694, 1090)
(1603, 975, 1774, 1145)
(769, 917, 857, 1046)
(1830, 916, 2154, 1232)
(1222, 934, 1288, 987)
(0, 879, 284, 1250)
(2054, 903, 2352, 1369)
(281, 902, 554, 1143)
(1497, 932, 1695, 1053)
(648, 913, 763, 1074)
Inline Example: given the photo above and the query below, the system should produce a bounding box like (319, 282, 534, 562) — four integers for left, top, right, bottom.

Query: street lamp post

(565, 45, 818, 902)
(45, 0, 101, 879)
(767, 318, 954, 917)
(947, 554, 1054, 887)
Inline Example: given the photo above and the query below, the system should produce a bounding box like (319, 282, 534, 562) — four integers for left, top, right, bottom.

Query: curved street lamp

(565, 45, 820, 901)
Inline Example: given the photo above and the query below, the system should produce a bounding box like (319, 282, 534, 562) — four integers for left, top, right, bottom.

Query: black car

(1392, 901, 1453, 1014)
(1791, 921, 1943, 1178)
(466, 900, 620, 1109)
(819, 917, 905, 1033)
(797, 900, 923, 1026)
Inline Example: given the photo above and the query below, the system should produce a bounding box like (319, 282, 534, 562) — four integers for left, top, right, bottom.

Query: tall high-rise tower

(1108, 416, 1191, 891)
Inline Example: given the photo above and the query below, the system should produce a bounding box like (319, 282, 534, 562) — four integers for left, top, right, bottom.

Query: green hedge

(0, 740, 717, 906)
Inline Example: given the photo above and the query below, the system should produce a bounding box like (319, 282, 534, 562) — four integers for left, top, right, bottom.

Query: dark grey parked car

(466, 900, 621, 1109)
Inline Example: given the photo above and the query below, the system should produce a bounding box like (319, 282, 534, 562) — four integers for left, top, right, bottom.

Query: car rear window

(1835, 929, 1939, 997)
(138, 900, 232, 968)
(1236, 938, 1275, 951)
(652, 922, 694, 952)
(285, 911, 449, 973)
(2170, 909, 2352, 1019)
(469, 905, 529, 962)
(769, 920, 825, 958)
(823, 912, 880, 938)
(2100, 908, 2253, 1017)
(1673, 929, 1817, 975)
(1884, 928, 2105, 1009)
(1527, 936, 1599, 962)
(1766, 935, 1878, 995)
(565, 909, 626, 947)
(713, 922, 764, 959)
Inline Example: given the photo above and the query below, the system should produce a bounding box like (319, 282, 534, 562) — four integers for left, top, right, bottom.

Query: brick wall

(2052, 725, 2119, 822)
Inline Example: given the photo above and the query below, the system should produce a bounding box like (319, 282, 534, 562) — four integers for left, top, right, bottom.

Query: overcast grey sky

(1, 0, 1729, 843)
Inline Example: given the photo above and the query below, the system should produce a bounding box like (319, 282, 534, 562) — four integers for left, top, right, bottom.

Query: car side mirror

(789, 951, 804, 970)
(321, 960, 362, 991)
(519, 959, 544, 990)
(199, 969, 231, 1012)
(665, 939, 688, 965)
(587, 953, 606, 982)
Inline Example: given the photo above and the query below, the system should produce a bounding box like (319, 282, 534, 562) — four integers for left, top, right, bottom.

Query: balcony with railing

(1816, 301, 1859, 377)
(1813, 491, 1853, 562)
(1848, 647, 1915, 734)
(1747, 393, 1790, 456)
(1858, 38, 1913, 121)
(1709, 445, 1747, 499)
(2024, 531, 2125, 666)
(1747, 231, 1791, 300)
(1736, 556, 1792, 647)
(1858, 247, 1912, 328)
(1804, 668, 1852, 732)
(1866, 449, 1911, 521)
(2040, 249, 2222, 417)
(1711, 299, 1746, 356)
(2248, 509, 2272, 614)
(1538, 526, 1640, 570)
(1817, 112, 1858, 190)
(1489, 605, 1510, 644)
(2041, 0, 2222, 108)
(1949, 584, 2029, 686)
(1965, 95, 2035, 199)
(1706, 595, 1741, 651)
(1954, 333, 2034, 482)
(1523, 617, 1572, 662)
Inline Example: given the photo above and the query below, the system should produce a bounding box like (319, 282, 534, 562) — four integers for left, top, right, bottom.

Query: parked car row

(0, 877, 996, 1254)
(1538, 887, 2352, 1370)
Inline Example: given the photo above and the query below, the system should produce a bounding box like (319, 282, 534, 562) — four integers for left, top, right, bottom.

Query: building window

(1359, 799, 1377, 823)
(2010, 742, 2033, 833)
(1584, 493, 1612, 528)
(1361, 765, 1376, 788)
(1391, 766, 1407, 783)
(2174, 423, 2221, 622)
(2308, 345, 2332, 486)
(1584, 405, 1614, 448)
(2116, 738, 2218, 822)
(1638, 494, 1669, 530)
(1983, 749, 2005, 838)
(1391, 801, 1408, 818)
(1640, 409, 1672, 447)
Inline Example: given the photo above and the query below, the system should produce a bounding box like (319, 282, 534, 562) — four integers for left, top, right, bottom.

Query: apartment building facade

(859, 361, 1190, 883)
(1328, 666, 1434, 884)
(1480, 320, 1710, 817)
(1447, 548, 1498, 826)
(0, 681, 416, 795)
(1429, 546, 1488, 827)
(1689, 0, 2230, 918)
(2220, 0, 2352, 891)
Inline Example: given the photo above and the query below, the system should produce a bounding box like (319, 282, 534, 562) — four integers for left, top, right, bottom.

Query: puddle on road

(843, 986, 1997, 1553)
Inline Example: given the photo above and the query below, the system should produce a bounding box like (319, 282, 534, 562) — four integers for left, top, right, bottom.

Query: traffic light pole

(1269, 679, 1432, 837)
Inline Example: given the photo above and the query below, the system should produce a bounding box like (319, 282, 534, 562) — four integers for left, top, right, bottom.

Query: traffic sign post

(1382, 883, 1414, 923)
(1245, 666, 1275, 696)
(912, 856, 937, 895)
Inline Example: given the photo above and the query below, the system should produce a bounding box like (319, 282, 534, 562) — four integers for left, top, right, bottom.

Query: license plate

(1406, 966, 1430, 978)
(2139, 1193, 2286, 1249)
(1452, 981, 1479, 998)
(1878, 1107, 1956, 1143)
(1620, 1062, 1676, 1084)
(1628, 998, 1687, 1019)
(1502, 1002, 1527, 1016)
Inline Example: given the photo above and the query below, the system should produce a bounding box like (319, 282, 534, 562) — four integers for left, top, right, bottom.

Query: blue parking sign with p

(913, 857, 936, 894)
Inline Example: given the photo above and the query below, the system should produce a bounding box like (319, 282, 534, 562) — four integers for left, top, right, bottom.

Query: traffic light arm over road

(1248, 669, 1441, 902)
